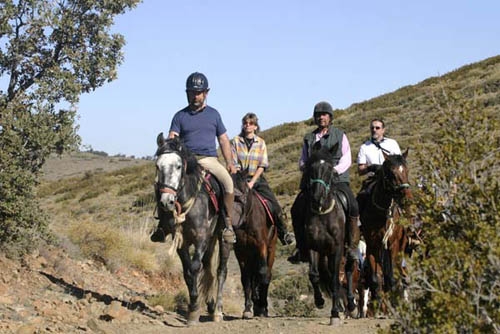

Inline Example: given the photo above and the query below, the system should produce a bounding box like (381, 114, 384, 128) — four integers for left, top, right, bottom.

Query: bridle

(308, 159, 336, 215)
(372, 161, 411, 213)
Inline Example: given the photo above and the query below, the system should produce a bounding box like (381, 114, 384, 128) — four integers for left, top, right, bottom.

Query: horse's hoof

(187, 310, 200, 326)
(329, 317, 342, 326)
(242, 311, 253, 319)
(315, 297, 325, 309)
(212, 312, 223, 322)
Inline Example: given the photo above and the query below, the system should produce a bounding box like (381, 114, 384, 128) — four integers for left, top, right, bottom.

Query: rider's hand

(227, 163, 237, 174)
(247, 180, 255, 189)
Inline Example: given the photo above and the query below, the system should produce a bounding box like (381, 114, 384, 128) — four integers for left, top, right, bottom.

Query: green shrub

(387, 90, 500, 333)
(270, 272, 316, 317)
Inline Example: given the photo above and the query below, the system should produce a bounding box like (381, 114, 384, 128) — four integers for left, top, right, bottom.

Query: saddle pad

(254, 191, 275, 225)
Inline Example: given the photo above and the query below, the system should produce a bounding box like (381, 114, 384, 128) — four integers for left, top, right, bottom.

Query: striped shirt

(231, 135, 269, 176)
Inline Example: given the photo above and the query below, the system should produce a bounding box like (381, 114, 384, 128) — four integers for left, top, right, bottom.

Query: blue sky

(77, 0, 500, 157)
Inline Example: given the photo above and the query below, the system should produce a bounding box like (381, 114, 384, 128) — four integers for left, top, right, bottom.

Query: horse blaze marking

(399, 166, 404, 173)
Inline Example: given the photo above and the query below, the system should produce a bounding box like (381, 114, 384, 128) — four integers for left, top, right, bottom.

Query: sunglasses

(370, 126, 382, 130)
(244, 121, 255, 126)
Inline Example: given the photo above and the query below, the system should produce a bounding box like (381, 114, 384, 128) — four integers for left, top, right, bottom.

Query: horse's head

(155, 133, 186, 211)
(381, 148, 412, 205)
(232, 169, 250, 198)
(305, 145, 339, 212)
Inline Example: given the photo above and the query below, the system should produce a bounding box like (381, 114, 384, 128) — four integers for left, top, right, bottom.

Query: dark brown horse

(358, 150, 412, 316)
(291, 145, 347, 326)
(231, 171, 277, 319)
(155, 134, 231, 325)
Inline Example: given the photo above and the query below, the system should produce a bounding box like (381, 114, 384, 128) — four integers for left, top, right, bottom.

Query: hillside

(1, 56, 498, 333)
(261, 55, 500, 206)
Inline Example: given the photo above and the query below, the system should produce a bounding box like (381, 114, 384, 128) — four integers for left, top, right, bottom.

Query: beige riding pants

(198, 157, 234, 193)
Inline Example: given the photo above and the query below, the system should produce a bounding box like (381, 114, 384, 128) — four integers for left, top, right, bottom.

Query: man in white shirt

(356, 119, 420, 249)
(357, 118, 401, 176)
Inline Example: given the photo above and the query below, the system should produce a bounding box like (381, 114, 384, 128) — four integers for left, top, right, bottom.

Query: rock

(15, 323, 38, 334)
(102, 301, 129, 321)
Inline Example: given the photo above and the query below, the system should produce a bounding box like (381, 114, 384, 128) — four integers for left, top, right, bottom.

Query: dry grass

(37, 55, 500, 318)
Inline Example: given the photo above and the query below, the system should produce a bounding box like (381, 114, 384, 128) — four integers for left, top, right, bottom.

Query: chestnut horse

(231, 171, 277, 319)
(358, 150, 412, 316)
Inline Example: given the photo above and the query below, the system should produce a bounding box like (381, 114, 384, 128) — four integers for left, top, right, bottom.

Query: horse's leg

(309, 251, 325, 309)
(259, 237, 276, 318)
(366, 251, 381, 317)
(345, 255, 358, 314)
(202, 236, 217, 317)
(329, 251, 342, 326)
(213, 235, 231, 322)
(254, 244, 269, 317)
(358, 260, 369, 318)
(236, 254, 253, 319)
(177, 247, 202, 325)
(382, 248, 394, 292)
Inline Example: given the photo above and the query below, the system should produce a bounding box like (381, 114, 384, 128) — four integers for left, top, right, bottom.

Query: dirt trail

(0, 245, 391, 333)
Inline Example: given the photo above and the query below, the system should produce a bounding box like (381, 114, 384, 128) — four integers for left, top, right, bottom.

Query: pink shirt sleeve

(334, 134, 352, 174)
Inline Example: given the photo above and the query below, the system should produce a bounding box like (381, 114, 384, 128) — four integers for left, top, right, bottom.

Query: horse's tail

(198, 223, 220, 305)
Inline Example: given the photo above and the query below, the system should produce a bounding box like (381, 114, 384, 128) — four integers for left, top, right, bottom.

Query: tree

(388, 90, 500, 332)
(0, 0, 141, 254)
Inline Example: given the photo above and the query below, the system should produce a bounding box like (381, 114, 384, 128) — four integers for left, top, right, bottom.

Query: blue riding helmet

(186, 72, 209, 92)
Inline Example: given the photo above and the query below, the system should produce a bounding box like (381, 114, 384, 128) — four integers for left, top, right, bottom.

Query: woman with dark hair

(231, 113, 295, 245)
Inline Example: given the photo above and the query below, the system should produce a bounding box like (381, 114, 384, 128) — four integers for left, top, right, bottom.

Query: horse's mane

(383, 154, 407, 169)
(306, 147, 335, 170)
(156, 137, 200, 175)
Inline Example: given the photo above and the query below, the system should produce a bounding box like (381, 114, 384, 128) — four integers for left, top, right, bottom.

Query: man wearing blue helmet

(152, 72, 236, 243)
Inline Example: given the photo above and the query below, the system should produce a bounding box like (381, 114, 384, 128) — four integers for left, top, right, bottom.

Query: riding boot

(275, 214, 295, 246)
(150, 225, 166, 243)
(287, 194, 307, 264)
(346, 216, 361, 270)
(222, 192, 236, 243)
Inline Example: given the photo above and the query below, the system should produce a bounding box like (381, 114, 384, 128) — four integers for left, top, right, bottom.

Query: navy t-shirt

(169, 105, 227, 157)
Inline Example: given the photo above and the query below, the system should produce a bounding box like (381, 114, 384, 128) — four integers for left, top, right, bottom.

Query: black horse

(358, 150, 412, 316)
(155, 133, 231, 326)
(231, 171, 277, 319)
(291, 145, 347, 325)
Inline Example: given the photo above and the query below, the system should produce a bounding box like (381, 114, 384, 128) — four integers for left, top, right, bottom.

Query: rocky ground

(0, 244, 392, 334)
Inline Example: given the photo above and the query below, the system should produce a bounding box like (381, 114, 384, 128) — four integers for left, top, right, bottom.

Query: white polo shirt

(357, 137, 401, 166)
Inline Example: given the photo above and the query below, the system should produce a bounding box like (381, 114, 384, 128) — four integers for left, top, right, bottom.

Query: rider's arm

(218, 133, 236, 174)
(230, 138, 241, 171)
(299, 141, 308, 171)
(334, 133, 352, 175)
(248, 167, 265, 189)
(358, 163, 370, 176)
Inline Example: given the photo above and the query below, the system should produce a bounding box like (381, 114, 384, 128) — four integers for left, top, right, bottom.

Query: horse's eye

(177, 165, 182, 170)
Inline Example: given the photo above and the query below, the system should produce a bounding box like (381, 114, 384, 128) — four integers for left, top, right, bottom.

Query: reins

(155, 149, 204, 255)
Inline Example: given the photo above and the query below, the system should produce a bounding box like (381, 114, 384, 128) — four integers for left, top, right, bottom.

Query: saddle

(333, 189, 349, 217)
(202, 172, 222, 213)
(233, 187, 275, 228)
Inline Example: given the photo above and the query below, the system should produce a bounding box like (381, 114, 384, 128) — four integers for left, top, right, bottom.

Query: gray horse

(155, 133, 231, 326)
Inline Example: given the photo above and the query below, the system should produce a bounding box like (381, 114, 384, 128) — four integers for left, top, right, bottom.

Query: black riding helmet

(186, 72, 209, 92)
(313, 101, 333, 118)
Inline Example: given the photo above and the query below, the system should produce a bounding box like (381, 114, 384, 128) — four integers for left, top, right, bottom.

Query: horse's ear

(402, 148, 409, 160)
(171, 136, 182, 151)
(382, 151, 389, 161)
(157, 132, 166, 148)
